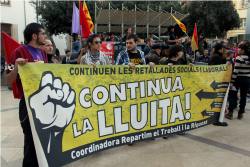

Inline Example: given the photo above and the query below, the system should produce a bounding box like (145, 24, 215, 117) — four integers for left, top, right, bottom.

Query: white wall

(52, 34, 68, 56)
(1, 0, 67, 55)
(1, 0, 37, 43)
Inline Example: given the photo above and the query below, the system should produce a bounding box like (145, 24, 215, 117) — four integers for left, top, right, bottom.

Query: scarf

(84, 50, 107, 65)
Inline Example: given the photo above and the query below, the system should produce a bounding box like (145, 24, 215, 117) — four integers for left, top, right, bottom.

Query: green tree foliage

(31, 1, 240, 37)
(182, 1, 240, 36)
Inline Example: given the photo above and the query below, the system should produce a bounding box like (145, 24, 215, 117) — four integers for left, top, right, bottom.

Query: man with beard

(6, 23, 48, 166)
(199, 49, 210, 63)
(145, 44, 161, 64)
(42, 39, 59, 64)
(115, 34, 155, 70)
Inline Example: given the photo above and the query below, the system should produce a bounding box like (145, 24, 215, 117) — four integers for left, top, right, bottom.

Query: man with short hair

(212, 38, 219, 48)
(145, 44, 161, 65)
(42, 39, 59, 64)
(143, 37, 153, 56)
(167, 25, 177, 45)
(225, 40, 229, 47)
(72, 34, 82, 52)
(115, 34, 155, 70)
(199, 49, 210, 63)
(106, 31, 119, 42)
(101, 32, 107, 41)
(62, 50, 71, 64)
(198, 33, 206, 54)
(6, 22, 48, 166)
(177, 39, 182, 45)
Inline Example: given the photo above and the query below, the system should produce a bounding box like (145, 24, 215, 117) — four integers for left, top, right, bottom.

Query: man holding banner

(6, 23, 48, 167)
(115, 34, 155, 69)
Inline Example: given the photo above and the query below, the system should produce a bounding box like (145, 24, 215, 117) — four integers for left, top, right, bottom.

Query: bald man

(42, 40, 59, 64)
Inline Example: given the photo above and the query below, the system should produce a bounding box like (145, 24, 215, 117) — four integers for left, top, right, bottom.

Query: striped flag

(83, 1, 94, 32)
(79, 1, 91, 38)
(171, 14, 186, 33)
(191, 24, 198, 51)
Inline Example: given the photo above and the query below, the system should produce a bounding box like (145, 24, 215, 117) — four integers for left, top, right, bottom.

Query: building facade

(227, 0, 248, 38)
(1, 0, 67, 58)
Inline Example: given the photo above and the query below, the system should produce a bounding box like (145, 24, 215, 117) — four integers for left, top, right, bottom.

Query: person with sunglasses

(80, 34, 110, 66)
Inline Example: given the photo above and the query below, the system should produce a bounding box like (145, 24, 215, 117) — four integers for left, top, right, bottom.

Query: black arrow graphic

(210, 80, 229, 91)
(210, 101, 223, 109)
(201, 110, 215, 117)
(196, 89, 226, 101)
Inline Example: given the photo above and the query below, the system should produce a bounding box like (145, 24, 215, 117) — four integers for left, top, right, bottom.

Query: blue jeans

(229, 78, 250, 114)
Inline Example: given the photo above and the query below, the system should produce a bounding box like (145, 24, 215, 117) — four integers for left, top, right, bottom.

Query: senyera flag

(191, 24, 198, 51)
(83, 1, 94, 32)
(171, 14, 186, 33)
(2, 31, 21, 99)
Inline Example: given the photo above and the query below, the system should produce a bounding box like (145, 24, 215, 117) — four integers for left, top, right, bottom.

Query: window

(242, 0, 249, 8)
(1, 0, 10, 5)
(240, 19, 246, 27)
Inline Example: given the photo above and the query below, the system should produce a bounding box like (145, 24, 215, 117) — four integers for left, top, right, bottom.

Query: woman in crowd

(231, 43, 238, 52)
(122, 27, 132, 42)
(159, 49, 169, 64)
(226, 44, 250, 120)
(80, 34, 110, 66)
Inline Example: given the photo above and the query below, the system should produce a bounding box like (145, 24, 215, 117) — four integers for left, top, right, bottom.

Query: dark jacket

(143, 46, 151, 56)
(183, 42, 191, 55)
(167, 32, 176, 45)
(62, 56, 70, 64)
(145, 50, 160, 65)
(208, 51, 223, 65)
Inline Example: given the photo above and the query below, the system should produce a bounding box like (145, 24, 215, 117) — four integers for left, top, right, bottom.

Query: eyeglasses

(39, 32, 47, 36)
(94, 41, 102, 44)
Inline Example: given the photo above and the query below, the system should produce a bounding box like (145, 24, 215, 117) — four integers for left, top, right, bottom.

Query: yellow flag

(171, 14, 186, 33)
(83, 1, 94, 32)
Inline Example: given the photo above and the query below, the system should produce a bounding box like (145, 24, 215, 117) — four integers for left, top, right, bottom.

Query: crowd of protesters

(5, 22, 250, 166)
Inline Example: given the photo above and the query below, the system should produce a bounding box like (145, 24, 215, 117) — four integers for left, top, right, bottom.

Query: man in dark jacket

(208, 43, 224, 65)
(167, 25, 177, 45)
(143, 37, 153, 56)
(62, 50, 71, 64)
(198, 33, 207, 54)
(145, 44, 161, 64)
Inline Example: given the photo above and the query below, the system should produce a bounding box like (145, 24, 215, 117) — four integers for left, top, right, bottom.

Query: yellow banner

(19, 64, 231, 167)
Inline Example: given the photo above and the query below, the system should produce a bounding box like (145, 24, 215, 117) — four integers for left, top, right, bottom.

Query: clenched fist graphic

(29, 71, 76, 155)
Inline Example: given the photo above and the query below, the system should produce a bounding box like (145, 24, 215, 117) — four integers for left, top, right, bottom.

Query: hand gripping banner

(19, 64, 232, 166)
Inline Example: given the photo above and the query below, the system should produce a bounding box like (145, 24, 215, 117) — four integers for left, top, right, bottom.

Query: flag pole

(71, 2, 75, 52)
(79, 1, 82, 52)
(194, 23, 196, 64)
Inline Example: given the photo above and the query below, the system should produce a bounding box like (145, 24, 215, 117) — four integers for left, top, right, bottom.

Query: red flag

(79, 1, 91, 38)
(191, 24, 198, 51)
(2, 31, 22, 99)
